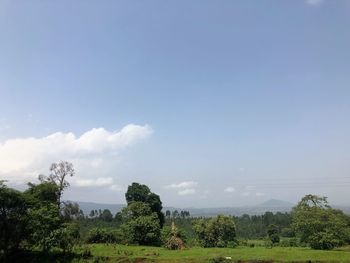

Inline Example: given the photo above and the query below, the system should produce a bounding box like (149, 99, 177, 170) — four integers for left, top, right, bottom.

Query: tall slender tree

(39, 161, 75, 210)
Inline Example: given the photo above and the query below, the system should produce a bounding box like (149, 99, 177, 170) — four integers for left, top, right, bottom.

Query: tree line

(1, 161, 350, 262)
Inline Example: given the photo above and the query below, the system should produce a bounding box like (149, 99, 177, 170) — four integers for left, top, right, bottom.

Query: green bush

(86, 228, 124, 244)
(227, 240, 239, 248)
(281, 227, 295, 238)
(279, 237, 299, 247)
(309, 231, 345, 250)
(193, 215, 236, 248)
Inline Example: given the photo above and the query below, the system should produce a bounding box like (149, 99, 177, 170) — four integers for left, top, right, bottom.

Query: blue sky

(1, 0, 350, 207)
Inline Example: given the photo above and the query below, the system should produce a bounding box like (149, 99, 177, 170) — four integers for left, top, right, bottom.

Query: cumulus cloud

(306, 0, 323, 5)
(178, 188, 196, 196)
(0, 124, 153, 183)
(74, 177, 113, 187)
(165, 181, 197, 196)
(224, 186, 235, 193)
(165, 181, 197, 189)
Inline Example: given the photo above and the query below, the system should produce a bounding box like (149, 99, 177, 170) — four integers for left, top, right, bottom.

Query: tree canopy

(193, 215, 236, 247)
(125, 182, 164, 227)
(292, 194, 350, 250)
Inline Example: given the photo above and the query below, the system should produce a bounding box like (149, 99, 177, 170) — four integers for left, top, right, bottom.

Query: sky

(1, 0, 350, 208)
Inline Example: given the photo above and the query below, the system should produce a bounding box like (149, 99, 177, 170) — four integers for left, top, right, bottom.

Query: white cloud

(178, 188, 196, 196)
(306, 0, 323, 6)
(165, 181, 198, 189)
(0, 124, 153, 183)
(74, 177, 113, 187)
(224, 186, 235, 193)
(110, 184, 123, 192)
(165, 181, 198, 196)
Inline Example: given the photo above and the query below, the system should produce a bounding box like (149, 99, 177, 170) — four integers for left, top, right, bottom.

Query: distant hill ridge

(256, 199, 294, 208)
(71, 199, 350, 217)
(71, 199, 296, 217)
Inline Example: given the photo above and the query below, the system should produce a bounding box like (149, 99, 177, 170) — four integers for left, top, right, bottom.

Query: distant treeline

(2, 161, 350, 263)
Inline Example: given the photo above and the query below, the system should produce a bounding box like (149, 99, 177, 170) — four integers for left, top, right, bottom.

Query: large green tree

(0, 182, 29, 254)
(121, 183, 164, 245)
(0, 162, 78, 256)
(292, 194, 350, 250)
(120, 201, 161, 245)
(125, 182, 164, 227)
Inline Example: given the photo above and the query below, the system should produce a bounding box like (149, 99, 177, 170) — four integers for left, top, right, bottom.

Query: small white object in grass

(225, 257, 232, 260)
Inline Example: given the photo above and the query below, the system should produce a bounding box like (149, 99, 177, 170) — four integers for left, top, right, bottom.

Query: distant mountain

(70, 199, 349, 217)
(164, 199, 295, 217)
(256, 199, 294, 208)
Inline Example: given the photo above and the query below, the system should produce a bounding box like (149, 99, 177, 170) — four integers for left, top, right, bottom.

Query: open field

(85, 244, 350, 262)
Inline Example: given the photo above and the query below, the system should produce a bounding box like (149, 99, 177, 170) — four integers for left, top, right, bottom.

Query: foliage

(121, 201, 152, 220)
(267, 224, 280, 244)
(39, 161, 75, 210)
(0, 162, 79, 255)
(162, 222, 186, 250)
(122, 213, 161, 246)
(120, 183, 164, 246)
(193, 215, 236, 247)
(100, 209, 113, 222)
(125, 182, 164, 227)
(161, 224, 188, 245)
(86, 228, 124, 244)
(27, 203, 62, 251)
(292, 194, 350, 250)
(62, 201, 84, 221)
(234, 212, 292, 239)
(26, 181, 59, 204)
(0, 183, 29, 254)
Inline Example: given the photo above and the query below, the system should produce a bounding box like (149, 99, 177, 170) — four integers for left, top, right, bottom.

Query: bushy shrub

(86, 228, 123, 244)
(308, 231, 345, 250)
(77, 245, 92, 259)
(227, 240, 239, 248)
(193, 215, 236, 248)
(281, 227, 295, 238)
(279, 237, 299, 247)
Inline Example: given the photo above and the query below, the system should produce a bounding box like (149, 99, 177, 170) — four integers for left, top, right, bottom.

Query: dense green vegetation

(1, 161, 350, 262)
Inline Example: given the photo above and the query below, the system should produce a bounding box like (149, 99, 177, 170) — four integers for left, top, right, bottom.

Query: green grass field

(85, 244, 350, 262)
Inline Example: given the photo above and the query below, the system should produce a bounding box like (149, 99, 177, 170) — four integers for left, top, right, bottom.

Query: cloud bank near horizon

(0, 124, 153, 185)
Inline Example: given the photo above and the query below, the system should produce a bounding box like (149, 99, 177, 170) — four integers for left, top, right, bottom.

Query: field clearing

(87, 244, 350, 262)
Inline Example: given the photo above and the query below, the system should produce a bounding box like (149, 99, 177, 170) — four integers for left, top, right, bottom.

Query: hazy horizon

(1, 0, 350, 207)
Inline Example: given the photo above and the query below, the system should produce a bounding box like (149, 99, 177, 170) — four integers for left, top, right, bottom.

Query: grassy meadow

(80, 244, 350, 263)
